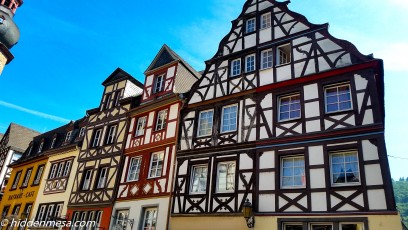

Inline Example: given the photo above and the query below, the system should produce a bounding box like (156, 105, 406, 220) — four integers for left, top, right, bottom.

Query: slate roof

(101, 67, 144, 88)
(145, 44, 201, 79)
(1, 123, 40, 153)
(0, 133, 3, 141)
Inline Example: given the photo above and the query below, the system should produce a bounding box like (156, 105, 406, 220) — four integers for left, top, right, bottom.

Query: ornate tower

(0, 0, 23, 74)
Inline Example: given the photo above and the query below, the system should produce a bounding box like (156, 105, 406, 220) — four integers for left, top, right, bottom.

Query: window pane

(221, 105, 238, 133)
(331, 151, 360, 184)
(279, 94, 301, 121)
(281, 156, 305, 188)
(217, 162, 235, 192)
(325, 84, 352, 113)
(198, 110, 213, 136)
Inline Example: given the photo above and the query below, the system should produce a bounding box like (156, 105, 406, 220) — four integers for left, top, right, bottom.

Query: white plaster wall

(259, 172, 274, 190)
(365, 164, 383, 186)
(259, 28, 272, 44)
(259, 151, 275, 169)
(259, 194, 275, 212)
(167, 66, 176, 78)
(303, 83, 319, 100)
(244, 34, 256, 49)
(368, 189, 387, 210)
(310, 169, 326, 188)
(311, 192, 327, 211)
(362, 140, 379, 161)
(308, 146, 324, 165)
(0, 149, 14, 186)
(306, 120, 321, 133)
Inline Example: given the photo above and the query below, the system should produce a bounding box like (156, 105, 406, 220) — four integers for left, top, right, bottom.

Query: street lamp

(242, 199, 255, 228)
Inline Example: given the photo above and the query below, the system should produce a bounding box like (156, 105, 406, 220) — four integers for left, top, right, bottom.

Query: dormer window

(65, 131, 72, 142)
(79, 127, 85, 137)
(50, 137, 57, 149)
(113, 90, 121, 107)
(154, 74, 165, 93)
(27, 144, 33, 156)
(104, 93, 112, 110)
(277, 44, 291, 65)
(38, 142, 44, 153)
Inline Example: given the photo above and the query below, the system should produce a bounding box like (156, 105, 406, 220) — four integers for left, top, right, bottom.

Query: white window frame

(79, 127, 85, 137)
(261, 49, 273, 69)
(38, 142, 44, 153)
(13, 205, 21, 215)
(105, 125, 117, 145)
(197, 109, 214, 137)
(95, 211, 102, 229)
(49, 164, 57, 179)
(23, 203, 33, 218)
(54, 203, 63, 218)
(45, 204, 54, 221)
(50, 137, 56, 148)
(115, 209, 129, 229)
(141, 207, 158, 230)
(65, 131, 72, 142)
(82, 169, 92, 190)
(281, 156, 306, 189)
(278, 93, 301, 122)
(245, 54, 256, 73)
(63, 161, 72, 177)
(37, 205, 46, 221)
(92, 129, 102, 147)
(22, 168, 32, 187)
(277, 43, 291, 66)
(56, 162, 65, 178)
(11, 171, 21, 189)
(330, 150, 360, 186)
(261, 12, 272, 29)
(324, 83, 353, 113)
(127, 157, 142, 182)
(96, 167, 108, 189)
(33, 165, 44, 185)
(135, 116, 147, 136)
(220, 104, 238, 133)
(246, 17, 256, 33)
(154, 74, 165, 93)
(155, 110, 168, 131)
(148, 152, 164, 178)
(231, 58, 241, 77)
(190, 165, 208, 194)
(216, 161, 236, 193)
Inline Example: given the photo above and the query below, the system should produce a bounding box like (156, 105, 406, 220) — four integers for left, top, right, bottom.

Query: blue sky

(0, 0, 407, 179)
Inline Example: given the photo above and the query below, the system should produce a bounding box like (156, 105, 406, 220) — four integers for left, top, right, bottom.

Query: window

(155, 110, 168, 131)
(221, 105, 238, 133)
(79, 212, 87, 230)
(56, 162, 65, 178)
(33, 165, 45, 185)
(231, 59, 241, 77)
(50, 137, 57, 148)
(135, 117, 147, 136)
(216, 162, 236, 192)
(49, 164, 57, 179)
(105, 125, 117, 145)
(54, 203, 63, 218)
(38, 142, 44, 153)
(95, 211, 102, 229)
(277, 44, 291, 65)
(245, 54, 255, 73)
(261, 49, 273, 69)
(283, 224, 303, 230)
(325, 84, 352, 113)
(22, 204, 32, 219)
(154, 74, 165, 93)
(45, 204, 54, 221)
(11, 171, 22, 189)
(12, 205, 21, 215)
(91, 129, 102, 147)
(36, 205, 46, 221)
(281, 156, 305, 188)
(65, 131, 72, 142)
(340, 223, 364, 230)
(79, 127, 85, 137)
(330, 151, 360, 185)
(113, 91, 121, 107)
(22, 168, 32, 187)
(246, 18, 256, 33)
(96, 167, 108, 189)
(81, 169, 92, 190)
(190, 165, 208, 194)
(197, 110, 213, 137)
(261, 12, 271, 29)
(114, 210, 129, 229)
(148, 152, 164, 178)
(142, 207, 158, 230)
(63, 161, 72, 177)
(311, 224, 333, 230)
(278, 94, 301, 121)
(27, 144, 33, 156)
(71, 212, 79, 230)
(127, 157, 142, 181)
(104, 93, 112, 110)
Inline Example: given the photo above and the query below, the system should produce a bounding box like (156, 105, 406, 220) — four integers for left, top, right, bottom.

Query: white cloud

(0, 100, 70, 123)
(373, 42, 408, 72)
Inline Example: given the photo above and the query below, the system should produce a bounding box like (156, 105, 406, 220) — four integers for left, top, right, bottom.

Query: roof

(0, 133, 3, 141)
(1, 123, 40, 152)
(145, 44, 201, 79)
(101, 67, 144, 88)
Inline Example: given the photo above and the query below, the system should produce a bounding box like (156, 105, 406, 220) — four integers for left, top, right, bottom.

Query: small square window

(221, 105, 238, 133)
(231, 59, 241, 77)
(197, 110, 213, 137)
(190, 165, 208, 194)
(245, 54, 256, 73)
(278, 94, 301, 121)
(216, 162, 236, 192)
(330, 151, 360, 185)
(325, 83, 352, 113)
(261, 49, 273, 69)
(261, 12, 271, 29)
(246, 18, 256, 33)
(277, 44, 291, 65)
(281, 156, 305, 188)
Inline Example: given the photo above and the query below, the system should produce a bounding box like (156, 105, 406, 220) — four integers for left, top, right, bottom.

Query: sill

(31, 183, 40, 187)
(9, 187, 17, 191)
(244, 70, 256, 74)
(126, 179, 139, 183)
(190, 192, 206, 195)
(331, 182, 361, 187)
(220, 130, 237, 135)
(147, 176, 161, 180)
(134, 134, 144, 138)
(276, 62, 291, 68)
(215, 190, 235, 194)
(280, 186, 306, 190)
(229, 74, 242, 79)
(260, 66, 273, 71)
(325, 108, 353, 115)
(260, 26, 271, 31)
(19, 185, 28, 189)
(278, 117, 301, 123)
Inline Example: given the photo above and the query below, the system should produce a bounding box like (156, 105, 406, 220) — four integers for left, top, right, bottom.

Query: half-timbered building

(66, 68, 143, 229)
(0, 123, 39, 200)
(113, 45, 200, 230)
(172, 0, 402, 230)
(30, 118, 85, 225)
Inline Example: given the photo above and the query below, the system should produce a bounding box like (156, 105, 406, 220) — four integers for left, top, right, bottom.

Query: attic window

(38, 142, 44, 153)
(246, 18, 256, 33)
(277, 44, 291, 65)
(261, 12, 271, 29)
(50, 137, 57, 149)
(65, 131, 72, 142)
(154, 74, 165, 93)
